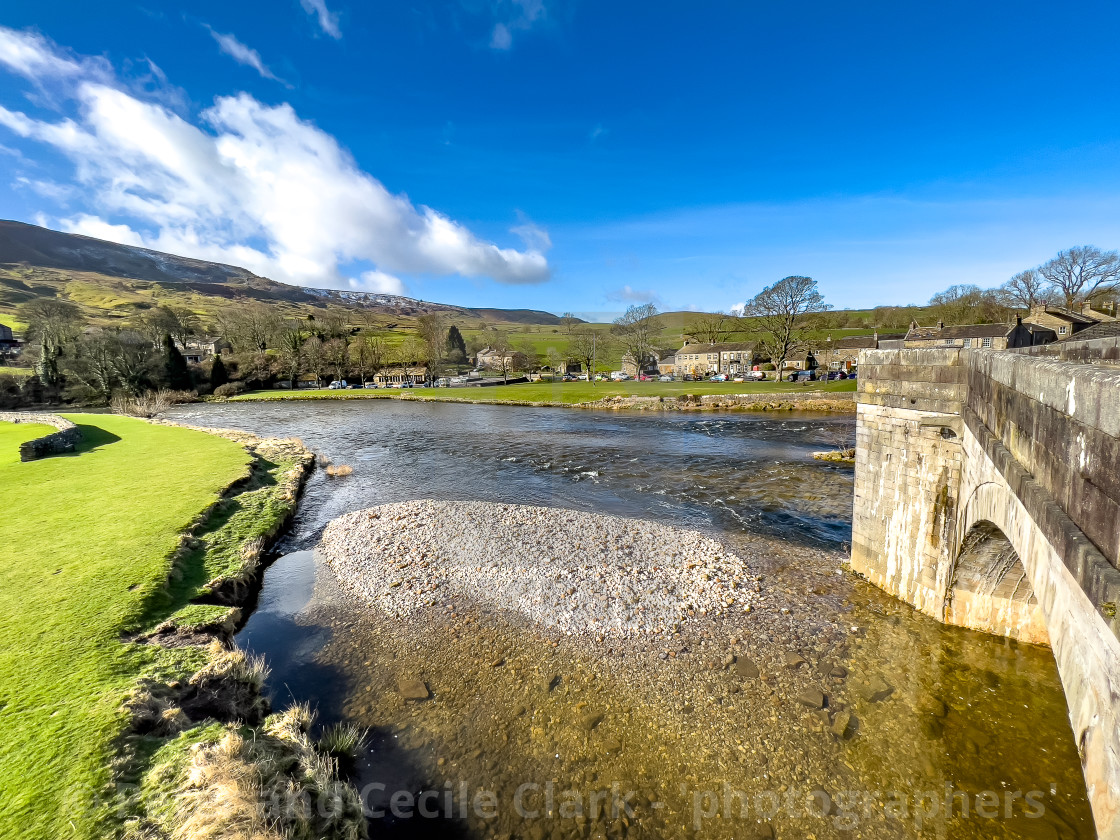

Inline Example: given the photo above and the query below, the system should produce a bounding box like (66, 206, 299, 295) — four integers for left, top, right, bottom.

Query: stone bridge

(852, 337, 1120, 838)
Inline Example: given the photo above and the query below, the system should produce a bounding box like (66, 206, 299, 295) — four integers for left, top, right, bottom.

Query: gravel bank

(319, 500, 760, 639)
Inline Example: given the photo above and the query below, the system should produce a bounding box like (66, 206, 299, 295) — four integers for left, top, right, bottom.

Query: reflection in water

(166, 400, 1093, 839)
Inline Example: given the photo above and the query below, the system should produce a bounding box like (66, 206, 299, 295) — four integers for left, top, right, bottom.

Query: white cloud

(355, 270, 405, 295)
(489, 23, 512, 50)
(730, 301, 746, 316)
(61, 213, 145, 246)
(488, 0, 547, 50)
(0, 27, 551, 292)
(206, 26, 286, 85)
(300, 0, 342, 39)
(0, 27, 89, 80)
(607, 285, 660, 304)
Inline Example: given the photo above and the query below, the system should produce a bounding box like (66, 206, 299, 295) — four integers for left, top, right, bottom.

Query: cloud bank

(0, 27, 550, 292)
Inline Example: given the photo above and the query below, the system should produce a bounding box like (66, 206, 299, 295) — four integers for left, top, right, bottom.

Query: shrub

(761, 363, 776, 371)
(213, 382, 246, 398)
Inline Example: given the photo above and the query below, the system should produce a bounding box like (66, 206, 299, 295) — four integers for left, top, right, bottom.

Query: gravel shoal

(319, 500, 758, 639)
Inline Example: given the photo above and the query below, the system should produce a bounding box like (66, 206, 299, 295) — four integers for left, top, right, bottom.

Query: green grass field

(0, 365, 32, 377)
(0, 416, 251, 840)
(232, 377, 856, 405)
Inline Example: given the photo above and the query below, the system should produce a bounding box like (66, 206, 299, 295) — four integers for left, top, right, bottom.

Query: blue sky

(2, 1, 1120, 317)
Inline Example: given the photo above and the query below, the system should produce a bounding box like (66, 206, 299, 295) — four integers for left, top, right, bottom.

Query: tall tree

(445, 325, 467, 364)
(569, 329, 605, 385)
(363, 334, 387, 381)
(162, 333, 192, 390)
(482, 329, 514, 383)
(324, 338, 350, 384)
(560, 312, 579, 334)
(19, 299, 84, 388)
(210, 354, 229, 389)
(611, 303, 660, 375)
(1037, 246, 1120, 307)
(417, 312, 448, 377)
(685, 311, 732, 344)
(68, 331, 121, 402)
(743, 276, 829, 377)
(1000, 269, 1050, 310)
(276, 322, 305, 388)
(303, 336, 326, 387)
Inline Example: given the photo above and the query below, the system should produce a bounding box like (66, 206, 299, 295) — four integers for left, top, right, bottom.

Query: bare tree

(743, 276, 829, 377)
(685, 311, 732, 344)
(1000, 269, 1051, 310)
(546, 347, 563, 377)
(324, 338, 350, 383)
(277, 322, 305, 388)
(363, 334, 387, 381)
(482, 329, 514, 383)
(401, 335, 430, 384)
(218, 302, 280, 367)
(1037, 246, 1120, 307)
(303, 336, 326, 387)
(569, 329, 605, 385)
(560, 312, 579, 334)
(417, 312, 448, 377)
(611, 303, 659, 375)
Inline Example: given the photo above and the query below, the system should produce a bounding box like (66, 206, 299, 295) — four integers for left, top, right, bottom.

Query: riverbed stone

(397, 678, 430, 701)
(831, 708, 854, 739)
(784, 652, 808, 669)
(860, 675, 894, 703)
(796, 688, 826, 709)
(735, 656, 760, 679)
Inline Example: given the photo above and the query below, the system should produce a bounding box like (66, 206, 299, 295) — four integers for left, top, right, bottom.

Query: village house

(904, 316, 1055, 349)
(622, 348, 675, 377)
(0, 323, 21, 358)
(1025, 303, 1116, 339)
(657, 352, 676, 376)
(373, 365, 427, 386)
(816, 333, 906, 372)
(474, 346, 515, 370)
(715, 342, 758, 376)
(183, 336, 232, 364)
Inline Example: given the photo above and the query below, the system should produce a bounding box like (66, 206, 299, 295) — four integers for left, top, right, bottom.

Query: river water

(165, 401, 1093, 840)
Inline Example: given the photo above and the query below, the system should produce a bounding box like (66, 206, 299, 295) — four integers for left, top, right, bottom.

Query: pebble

(319, 500, 757, 640)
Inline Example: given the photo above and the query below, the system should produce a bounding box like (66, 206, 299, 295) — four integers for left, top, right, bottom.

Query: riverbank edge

(223, 389, 856, 413)
(113, 421, 368, 840)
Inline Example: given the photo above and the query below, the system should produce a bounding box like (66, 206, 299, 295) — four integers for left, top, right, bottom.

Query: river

(165, 400, 1093, 840)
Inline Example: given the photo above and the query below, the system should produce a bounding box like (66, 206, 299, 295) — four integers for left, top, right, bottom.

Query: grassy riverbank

(0, 416, 351, 840)
(231, 377, 857, 405)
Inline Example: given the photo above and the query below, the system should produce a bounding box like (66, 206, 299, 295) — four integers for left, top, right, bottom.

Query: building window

(982, 337, 992, 348)
(1059, 326, 1068, 335)
(944, 339, 954, 345)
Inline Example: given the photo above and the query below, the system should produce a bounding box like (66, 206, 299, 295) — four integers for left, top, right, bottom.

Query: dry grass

(112, 389, 197, 418)
(325, 464, 353, 477)
(167, 705, 366, 840)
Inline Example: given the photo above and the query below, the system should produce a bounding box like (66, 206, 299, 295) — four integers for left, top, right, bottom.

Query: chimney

(937, 320, 944, 330)
(1015, 314, 1022, 326)
(873, 330, 879, 345)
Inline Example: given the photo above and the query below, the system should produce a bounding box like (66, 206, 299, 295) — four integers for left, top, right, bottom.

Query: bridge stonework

(852, 338, 1120, 838)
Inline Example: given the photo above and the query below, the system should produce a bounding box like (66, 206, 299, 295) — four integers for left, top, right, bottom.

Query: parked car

(659, 374, 672, 382)
(328, 380, 348, 390)
(711, 373, 728, 382)
(747, 370, 766, 380)
(363, 382, 379, 388)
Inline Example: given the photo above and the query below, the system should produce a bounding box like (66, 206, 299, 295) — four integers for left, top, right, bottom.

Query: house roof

(1063, 320, 1120, 341)
(906, 323, 1013, 341)
(1029, 306, 1097, 325)
(675, 340, 757, 353)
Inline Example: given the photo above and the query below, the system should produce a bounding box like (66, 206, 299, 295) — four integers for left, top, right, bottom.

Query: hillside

(0, 220, 567, 331)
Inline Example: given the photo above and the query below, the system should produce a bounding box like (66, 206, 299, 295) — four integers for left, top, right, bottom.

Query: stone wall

(0, 412, 82, 461)
(850, 349, 966, 618)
